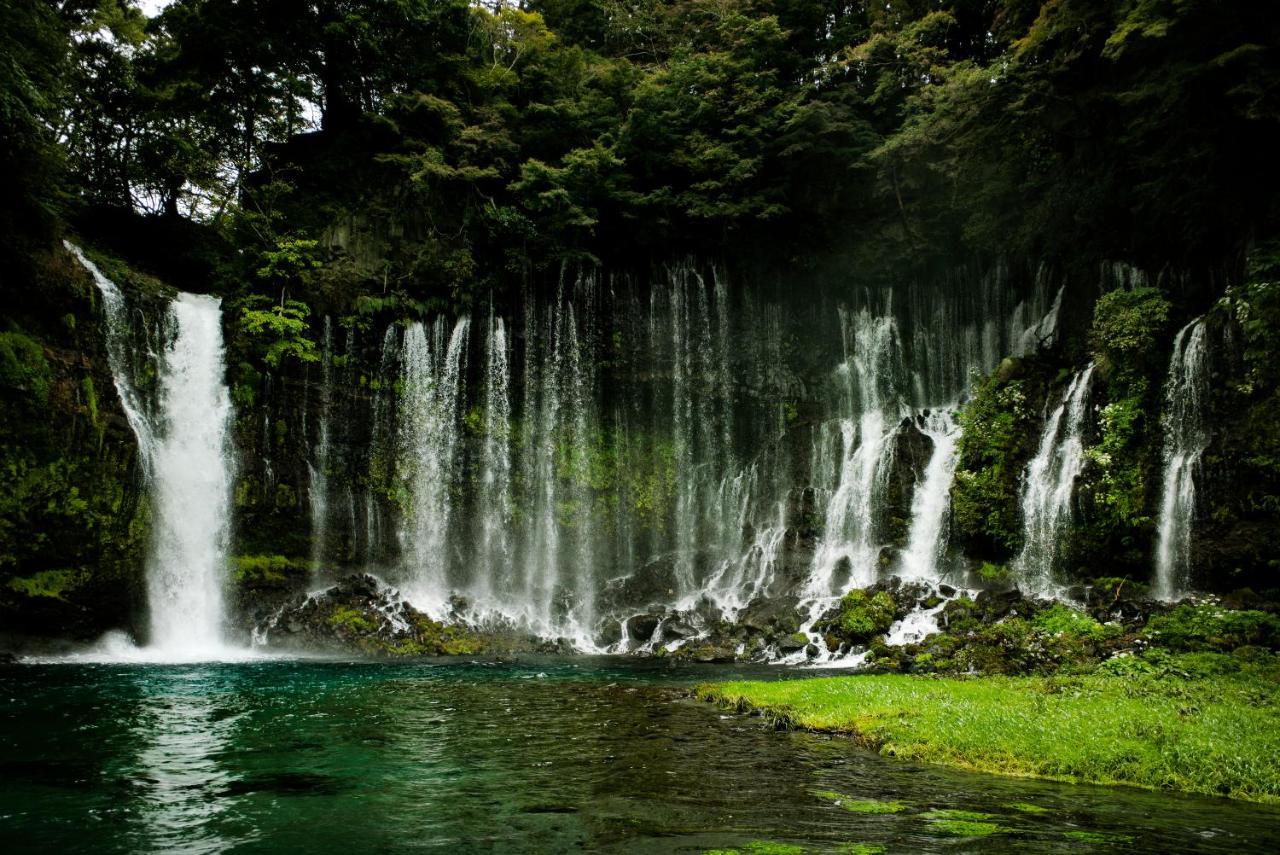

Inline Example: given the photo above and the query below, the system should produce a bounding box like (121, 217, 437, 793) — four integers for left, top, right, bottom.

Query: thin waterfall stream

(1014, 363, 1096, 594)
(1154, 318, 1211, 600)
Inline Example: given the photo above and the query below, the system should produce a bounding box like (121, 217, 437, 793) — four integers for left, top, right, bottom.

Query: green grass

(697, 654, 1280, 803)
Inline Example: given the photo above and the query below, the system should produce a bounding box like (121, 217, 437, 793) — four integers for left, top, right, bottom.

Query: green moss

(839, 846, 886, 855)
(928, 819, 1005, 837)
(976, 561, 1011, 584)
(1005, 802, 1049, 814)
(1032, 604, 1112, 641)
(952, 373, 1038, 557)
(232, 554, 311, 588)
(0, 331, 52, 405)
(829, 590, 896, 642)
(1090, 287, 1171, 382)
(921, 809, 995, 821)
(274, 483, 297, 509)
(812, 791, 906, 813)
(80, 376, 102, 434)
(1062, 830, 1134, 844)
(328, 605, 377, 634)
(1090, 576, 1149, 599)
(702, 844, 806, 855)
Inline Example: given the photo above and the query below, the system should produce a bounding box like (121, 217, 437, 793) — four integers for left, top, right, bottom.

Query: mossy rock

(821, 589, 896, 644)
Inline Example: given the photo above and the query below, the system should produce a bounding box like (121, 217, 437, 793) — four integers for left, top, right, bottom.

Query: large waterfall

(264, 262, 1070, 650)
(1014, 364, 1096, 593)
(71, 243, 236, 656)
(1154, 318, 1210, 600)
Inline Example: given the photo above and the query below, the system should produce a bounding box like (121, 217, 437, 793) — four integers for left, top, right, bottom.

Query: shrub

(1144, 603, 1280, 652)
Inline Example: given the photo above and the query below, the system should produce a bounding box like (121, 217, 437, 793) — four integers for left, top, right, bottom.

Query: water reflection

(126, 668, 252, 853)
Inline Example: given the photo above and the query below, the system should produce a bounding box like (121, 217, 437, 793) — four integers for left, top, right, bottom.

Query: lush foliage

(951, 369, 1039, 558)
(2, 0, 1275, 308)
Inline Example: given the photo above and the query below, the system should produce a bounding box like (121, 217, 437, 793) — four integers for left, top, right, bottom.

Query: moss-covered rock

(821, 589, 896, 644)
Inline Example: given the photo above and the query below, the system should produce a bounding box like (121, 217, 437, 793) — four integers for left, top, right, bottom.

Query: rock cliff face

(0, 245, 152, 643)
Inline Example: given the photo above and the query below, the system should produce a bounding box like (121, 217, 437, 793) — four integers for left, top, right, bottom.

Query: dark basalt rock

(660, 619, 700, 642)
(776, 632, 809, 652)
(258, 573, 510, 656)
(670, 641, 736, 663)
(879, 419, 934, 545)
(598, 557, 680, 612)
(625, 612, 662, 644)
(737, 595, 802, 638)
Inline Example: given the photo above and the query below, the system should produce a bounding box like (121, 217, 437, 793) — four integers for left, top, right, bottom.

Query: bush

(1032, 604, 1112, 640)
(1144, 603, 1280, 652)
(1090, 287, 1171, 381)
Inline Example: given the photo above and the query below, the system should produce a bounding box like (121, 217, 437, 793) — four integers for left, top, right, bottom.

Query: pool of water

(1, 657, 1277, 853)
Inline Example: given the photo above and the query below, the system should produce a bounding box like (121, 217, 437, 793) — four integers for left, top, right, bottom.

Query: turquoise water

(2, 657, 1277, 853)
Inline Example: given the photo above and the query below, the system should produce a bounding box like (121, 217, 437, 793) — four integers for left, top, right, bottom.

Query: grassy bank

(697, 652, 1280, 803)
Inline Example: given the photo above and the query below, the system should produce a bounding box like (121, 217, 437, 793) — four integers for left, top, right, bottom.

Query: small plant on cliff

(237, 295, 318, 367)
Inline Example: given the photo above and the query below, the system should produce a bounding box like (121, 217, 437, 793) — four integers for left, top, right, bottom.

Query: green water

(1, 658, 1277, 853)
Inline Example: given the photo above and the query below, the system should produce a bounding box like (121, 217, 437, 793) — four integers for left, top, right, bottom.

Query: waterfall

(72, 243, 236, 656)
(1154, 318, 1210, 600)
(473, 312, 513, 608)
(1014, 364, 1096, 592)
(899, 410, 962, 580)
(522, 285, 601, 640)
(397, 317, 470, 611)
(662, 266, 737, 600)
(308, 316, 333, 571)
(366, 325, 400, 564)
(808, 306, 906, 594)
(146, 294, 236, 652)
(66, 243, 156, 467)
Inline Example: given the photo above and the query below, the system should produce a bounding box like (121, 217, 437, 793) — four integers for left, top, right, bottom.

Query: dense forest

(2, 0, 1280, 651)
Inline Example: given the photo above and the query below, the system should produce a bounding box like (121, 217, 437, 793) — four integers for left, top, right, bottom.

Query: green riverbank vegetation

(699, 646, 1280, 803)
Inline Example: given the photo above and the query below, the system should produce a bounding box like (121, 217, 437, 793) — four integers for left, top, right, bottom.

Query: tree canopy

(3, 0, 1277, 306)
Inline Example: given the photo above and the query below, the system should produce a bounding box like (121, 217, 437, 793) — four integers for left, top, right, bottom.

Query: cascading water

(1154, 318, 1210, 601)
(899, 410, 962, 580)
(70, 243, 236, 656)
(473, 313, 513, 607)
(397, 317, 470, 612)
(249, 261, 1070, 656)
(808, 306, 906, 594)
(1014, 364, 1096, 594)
(146, 294, 236, 653)
(517, 283, 600, 641)
(308, 316, 333, 571)
(66, 243, 156, 465)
